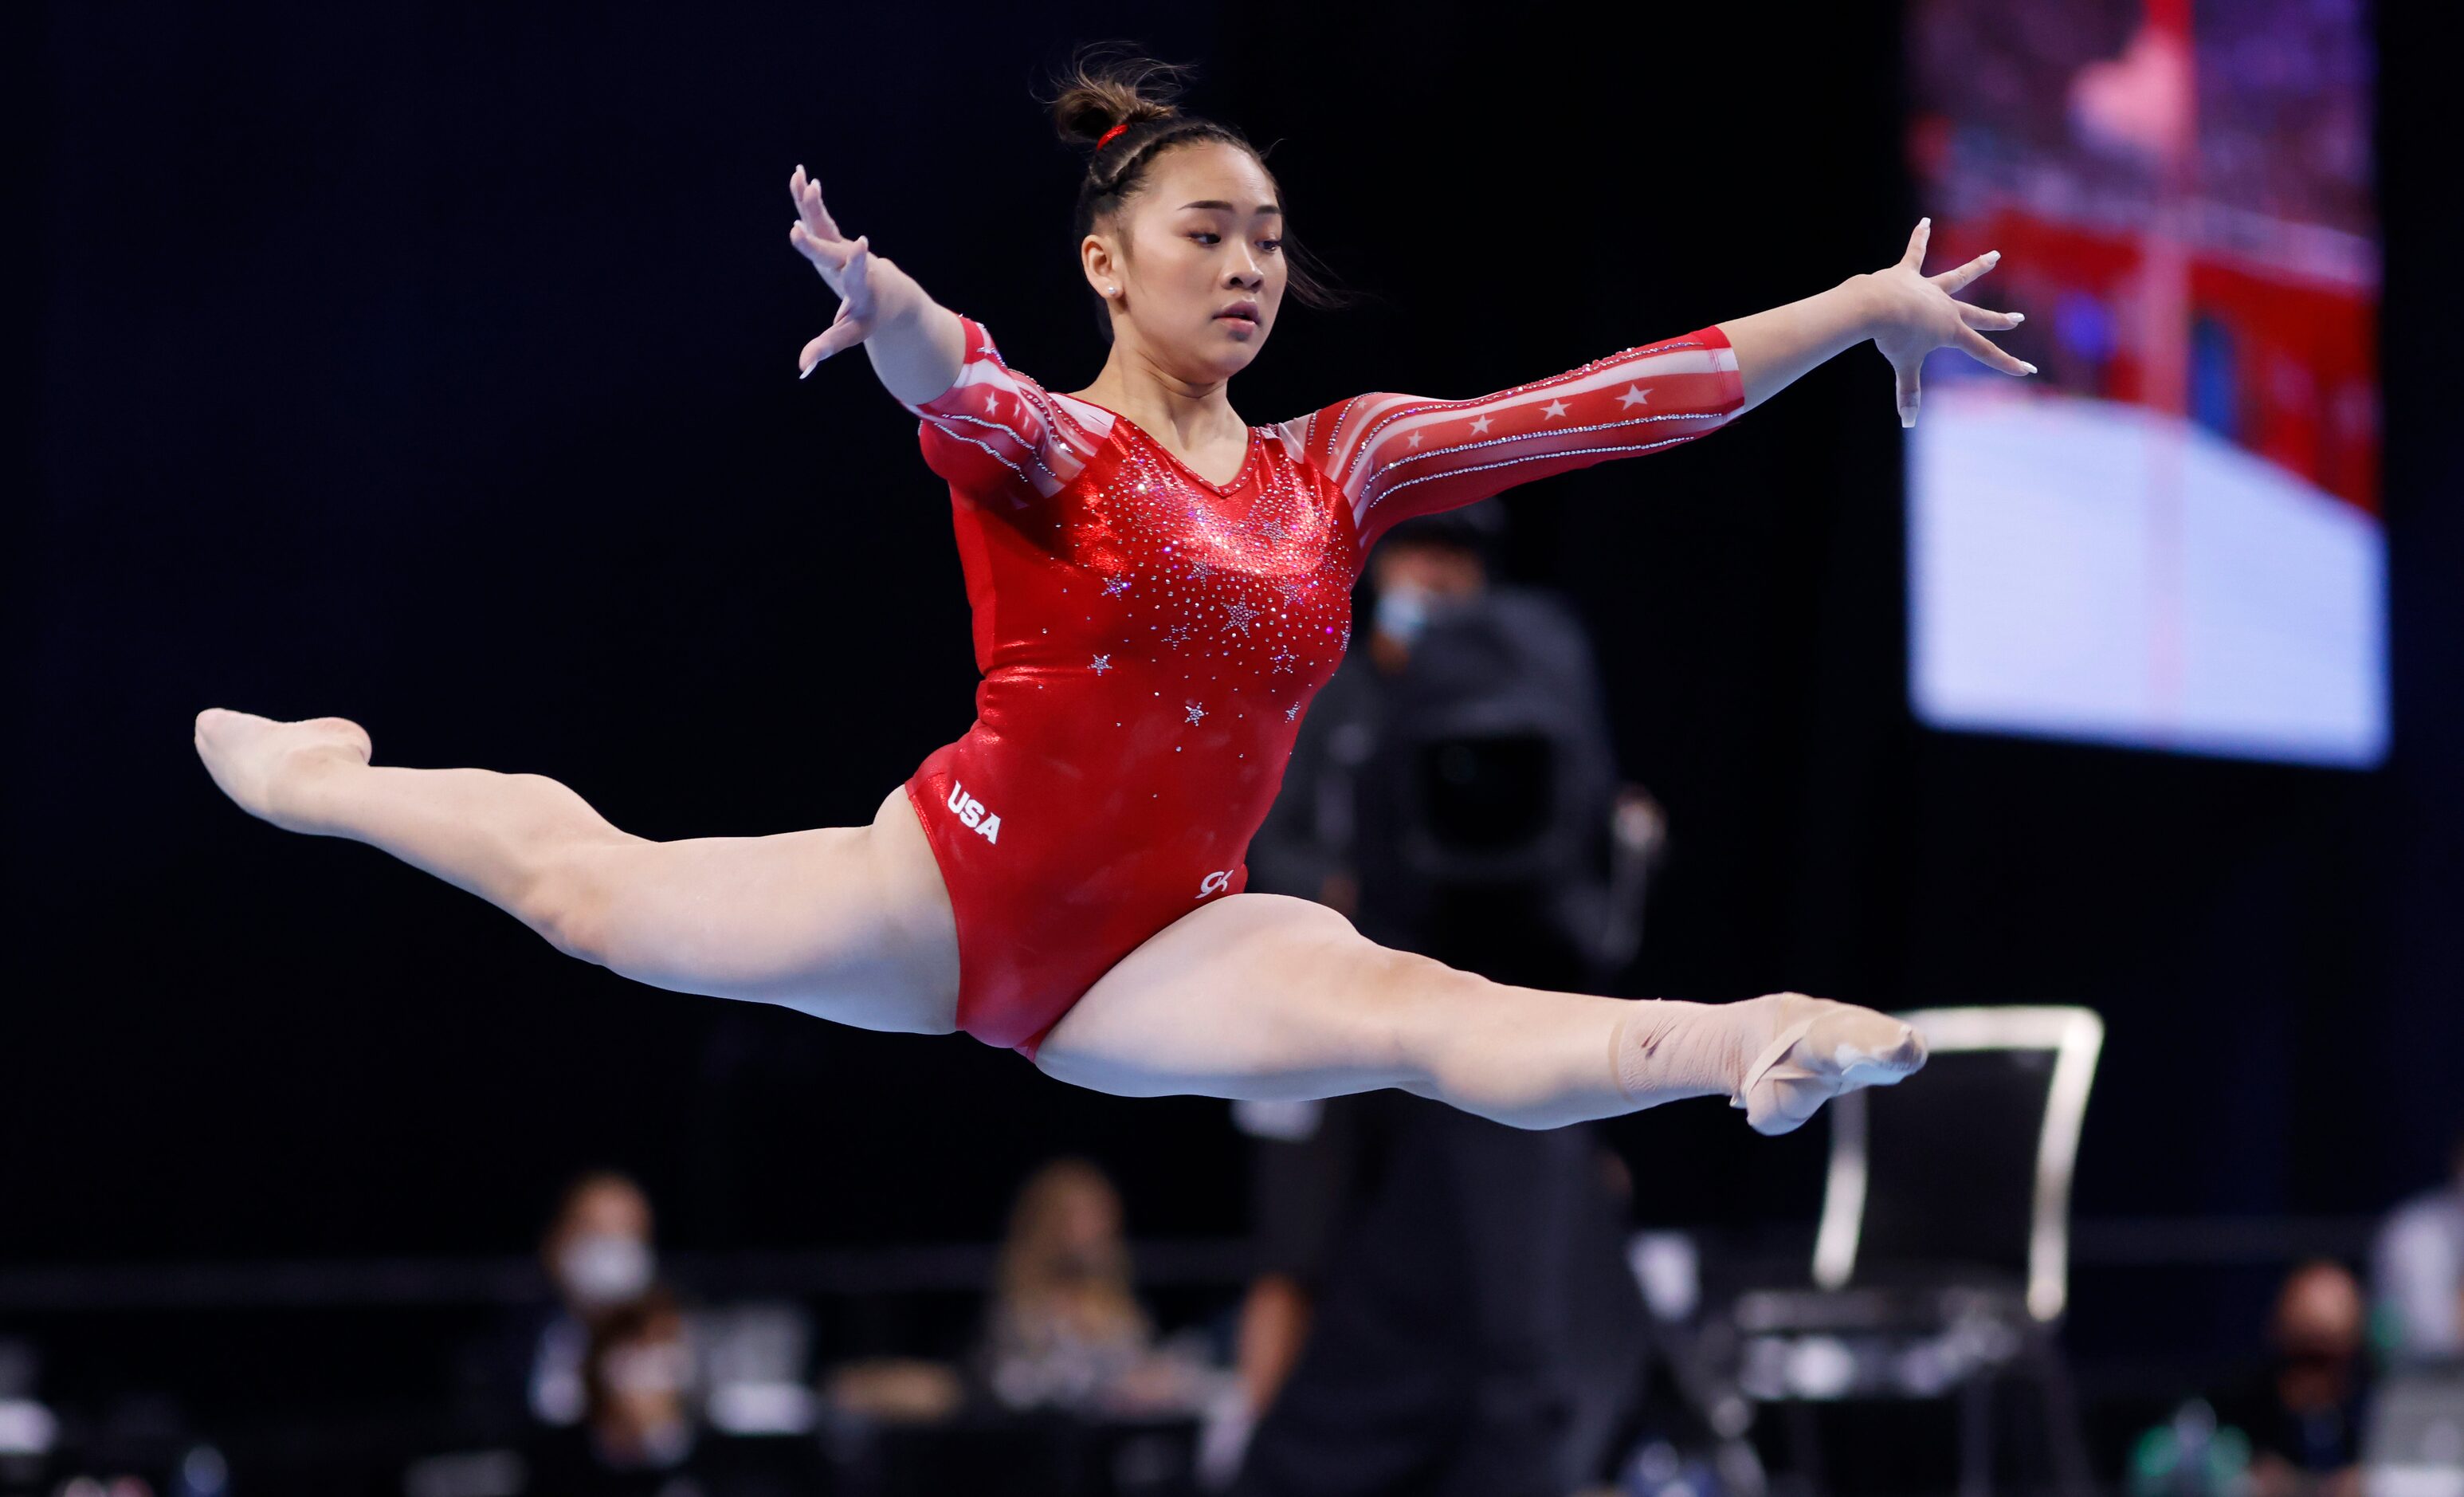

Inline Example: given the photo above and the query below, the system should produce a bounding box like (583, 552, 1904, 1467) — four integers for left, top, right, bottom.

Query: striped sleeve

(1279, 325, 1745, 548)
(900, 315, 1107, 508)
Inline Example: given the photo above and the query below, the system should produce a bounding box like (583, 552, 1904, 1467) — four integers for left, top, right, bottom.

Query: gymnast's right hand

(787, 163, 881, 376)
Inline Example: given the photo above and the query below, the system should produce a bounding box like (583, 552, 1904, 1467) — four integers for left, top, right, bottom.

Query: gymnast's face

(1086, 140, 1285, 383)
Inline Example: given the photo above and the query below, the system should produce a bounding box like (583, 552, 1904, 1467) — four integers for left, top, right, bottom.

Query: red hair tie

(1097, 122, 1130, 151)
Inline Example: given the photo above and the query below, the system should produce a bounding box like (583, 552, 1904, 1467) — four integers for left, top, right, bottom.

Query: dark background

(9, 0, 2457, 1407)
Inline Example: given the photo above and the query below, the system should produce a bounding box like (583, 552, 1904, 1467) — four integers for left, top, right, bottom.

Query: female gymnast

(195, 51, 2034, 1135)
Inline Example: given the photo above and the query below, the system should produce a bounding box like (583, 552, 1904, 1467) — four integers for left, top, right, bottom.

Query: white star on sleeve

(1469, 414, 1493, 434)
(1617, 385, 1654, 408)
(1407, 431, 1423, 449)
(1540, 398, 1570, 419)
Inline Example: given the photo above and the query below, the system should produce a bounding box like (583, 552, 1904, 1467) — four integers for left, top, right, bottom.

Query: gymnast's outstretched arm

(784, 162, 965, 405)
(1716, 216, 2032, 424)
(787, 167, 1109, 510)
(1283, 217, 2033, 549)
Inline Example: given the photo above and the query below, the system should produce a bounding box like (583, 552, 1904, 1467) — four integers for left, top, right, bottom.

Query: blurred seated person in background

(2372, 1124, 2464, 1362)
(532, 1171, 664, 1428)
(2214, 1259, 2372, 1497)
(981, 1157, 1214, 1417)
(529, 1287, 705, 1496)
(453, 1168, 666, 1439)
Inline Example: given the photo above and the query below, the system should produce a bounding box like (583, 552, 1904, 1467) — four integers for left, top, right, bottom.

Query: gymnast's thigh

(580, 784, 962, 1036)
(1031, 892, 1449, 1102)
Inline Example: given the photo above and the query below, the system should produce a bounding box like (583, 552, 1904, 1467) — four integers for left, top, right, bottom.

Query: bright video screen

(1904, 0, 2384, 766)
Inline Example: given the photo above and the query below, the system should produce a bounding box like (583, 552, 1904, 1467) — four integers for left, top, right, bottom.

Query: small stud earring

(1104, 286, 1117, 297)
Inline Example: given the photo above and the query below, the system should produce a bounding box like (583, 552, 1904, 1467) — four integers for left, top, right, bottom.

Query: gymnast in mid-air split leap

(197, 48, 2038, 1134)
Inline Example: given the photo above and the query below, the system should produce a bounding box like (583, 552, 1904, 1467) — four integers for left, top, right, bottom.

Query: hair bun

(1046, 42, 1193, 151)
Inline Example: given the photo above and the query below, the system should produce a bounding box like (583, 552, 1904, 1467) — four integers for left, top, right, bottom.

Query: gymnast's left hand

(1865, 217, 2034, 428)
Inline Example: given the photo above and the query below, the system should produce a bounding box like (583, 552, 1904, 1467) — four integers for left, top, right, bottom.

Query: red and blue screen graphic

(1905, 0, 2384, 766)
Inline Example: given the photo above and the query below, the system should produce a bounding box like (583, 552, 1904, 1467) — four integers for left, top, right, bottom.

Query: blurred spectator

(2212, 1259, 2372, 1497)
(2370, 1126, 2464, 1360)
(1245, 503, 1505, 922)
(527, 1287, 706, 1496)
(1228, 1093, 1648, 1497)
(533, 1172, 664, 1428)
(1227, 506, 1655, 1495)
(449, 1169, 667, 1442)
(981, 1157, 1214, 1416)
(1251, 502, 1662, 991)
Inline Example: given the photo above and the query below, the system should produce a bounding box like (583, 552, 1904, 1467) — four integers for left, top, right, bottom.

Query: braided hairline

(1092, 116, 1242, 199)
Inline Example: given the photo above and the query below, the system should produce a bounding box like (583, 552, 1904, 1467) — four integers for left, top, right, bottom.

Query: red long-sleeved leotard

(897, 313, 1744, 1056)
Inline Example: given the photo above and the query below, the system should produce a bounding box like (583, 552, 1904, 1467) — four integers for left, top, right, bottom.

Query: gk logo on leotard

(944, 782, 1002, 844)
(1197, 869, 1234, 899)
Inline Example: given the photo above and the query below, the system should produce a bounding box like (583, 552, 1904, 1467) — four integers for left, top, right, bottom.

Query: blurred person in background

(1246, 502, 1666, 980)
(528, 1287, 706, 1496)
(532, 1172, 665, 1428)
(1224, 507, 1658, 1495)
(453, 1169, 667, 1440)
(2372, 1125, 2464, 1361)
(981, 1157, 1217, 1417)
(1226, 1095, 1648, 1496)
(2213, 1259, 2372, 1497)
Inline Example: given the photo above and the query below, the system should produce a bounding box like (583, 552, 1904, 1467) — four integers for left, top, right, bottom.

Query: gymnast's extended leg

(192, 709, 960, 1034)
(1034, 892, 1922, 1131)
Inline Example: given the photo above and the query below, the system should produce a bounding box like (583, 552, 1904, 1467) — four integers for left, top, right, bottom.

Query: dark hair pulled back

(1042, 41, 1352, 342)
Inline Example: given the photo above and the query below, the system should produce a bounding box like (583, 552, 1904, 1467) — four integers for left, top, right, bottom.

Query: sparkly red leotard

(899, 314, 1744, 1056)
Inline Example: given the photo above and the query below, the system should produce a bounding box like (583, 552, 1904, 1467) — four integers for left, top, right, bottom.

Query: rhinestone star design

(1185, 701, 1208, 725)
(1091, 654, 1112, 675)
(1222, 599, 1259, 637)
(1278, 580, 1311, 604)
(1191, 559, 1214, 581)
(1339, 622, 1352, 650)
(1163, 622, 1195, 649)
(1269, 650, 1297, 674)
(1102, 575, 1132, 597)
(1285, 701, 1301, 721)
(1258, 512, 1287, 540)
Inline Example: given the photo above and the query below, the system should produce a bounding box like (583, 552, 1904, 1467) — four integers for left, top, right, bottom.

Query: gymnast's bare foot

(194, 708, 373, 833)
